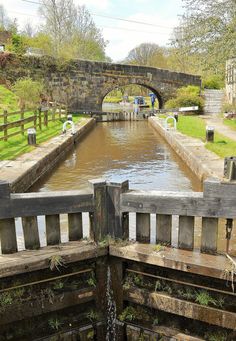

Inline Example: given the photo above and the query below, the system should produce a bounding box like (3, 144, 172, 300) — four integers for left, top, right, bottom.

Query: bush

(165, 85, 204, 112)
(202, 75, 224, 89)
(12, 77, 44, 110)
(222, 101, 236, 113)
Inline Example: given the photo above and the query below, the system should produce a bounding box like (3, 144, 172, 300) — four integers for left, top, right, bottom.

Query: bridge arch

(100, 81, 164, 109)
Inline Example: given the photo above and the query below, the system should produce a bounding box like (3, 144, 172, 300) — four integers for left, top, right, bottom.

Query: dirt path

(202, 116, 236, 141)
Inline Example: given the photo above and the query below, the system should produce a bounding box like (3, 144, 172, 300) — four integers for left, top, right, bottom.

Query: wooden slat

(201, 217, 218, 254)
(68, 212, 83, 241)
(136, 213, 150, 243)
(156, 214, 172, 245)
(22, 216, 40, 250)
(0, 115, 35, 131)
(46, 214, 61, 245)
(0, 218, 17, 254)
(0, 191, 94, 219)
(121, 191, 236, 218)
(178, 216, 194, 250)
(79, 325, 94, 341)
(0, 130, 22, 140)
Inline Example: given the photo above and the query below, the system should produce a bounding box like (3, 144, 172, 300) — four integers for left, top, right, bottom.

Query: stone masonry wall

(0, 54, 201, 111)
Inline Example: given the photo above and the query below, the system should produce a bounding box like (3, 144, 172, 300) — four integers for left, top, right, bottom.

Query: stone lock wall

(0, 54, 201, 112)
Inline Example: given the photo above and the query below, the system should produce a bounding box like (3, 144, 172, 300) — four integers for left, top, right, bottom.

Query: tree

(12, 78, 44, 110)
(39, 0, 107, 60)
(125, 43, 168, 68)
(0, 5, 17, 32)
(171, 0, 236, 77)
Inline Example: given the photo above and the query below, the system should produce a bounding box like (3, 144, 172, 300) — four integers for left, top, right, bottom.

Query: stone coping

(149, 117, 224, 181)
(0, 118, 95, 192)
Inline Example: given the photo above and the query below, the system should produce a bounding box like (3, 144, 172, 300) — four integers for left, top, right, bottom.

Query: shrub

(202, 75, 224, 89)
(165, 85, 204, 112)
(12, 77, 44, 110)
(222, 101, 236, 113)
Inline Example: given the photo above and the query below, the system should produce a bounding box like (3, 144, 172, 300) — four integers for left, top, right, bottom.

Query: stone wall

(0, 54, 201, 111)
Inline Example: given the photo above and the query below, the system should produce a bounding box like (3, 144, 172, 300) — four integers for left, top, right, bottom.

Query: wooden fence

(0, 104, 67, 141)
(0, 178, 235, 255)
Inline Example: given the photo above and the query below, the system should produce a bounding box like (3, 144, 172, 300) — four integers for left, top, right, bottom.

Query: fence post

(89, 179, 107, 242)
(20, 110, 24, 136)
(44, 109, 48, 127)
(0, 181, 17, 254)
(38, 108, 42, 130)
(107, 180, 129, 239)
(3, 110, 7, 141)
(34, 110, 37, 129)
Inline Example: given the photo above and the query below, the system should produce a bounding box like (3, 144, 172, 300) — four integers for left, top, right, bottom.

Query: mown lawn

(223, 118, 236, 131)
(0, 115, 87, 160)
(177, 115, 236, 158)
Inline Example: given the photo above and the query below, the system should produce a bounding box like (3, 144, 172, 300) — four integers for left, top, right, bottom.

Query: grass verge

(177, 115, 236, 158)
(0, 115, 87, 160)
(223, 118, 236, 131)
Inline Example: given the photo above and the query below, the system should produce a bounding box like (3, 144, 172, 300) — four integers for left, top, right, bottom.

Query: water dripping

(106, 265, 116, 341)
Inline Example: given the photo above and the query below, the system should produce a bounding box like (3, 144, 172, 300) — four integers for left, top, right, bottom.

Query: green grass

(0, 115, 87, 160)
(177, 115, 236, 158)
(223, 118, 236, 131)
(0, 85, 19, 112)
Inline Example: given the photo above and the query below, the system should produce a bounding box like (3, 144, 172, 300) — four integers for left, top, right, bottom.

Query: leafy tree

(165, 85, 204, 112)
(39, 0, 107, 60)
(12, 77, 44, 110)
(125, 43, 168, 68)
(171, 0, 236, 77)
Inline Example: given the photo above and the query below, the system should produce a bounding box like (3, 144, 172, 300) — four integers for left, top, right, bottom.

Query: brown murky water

(15, 120, 235, 255)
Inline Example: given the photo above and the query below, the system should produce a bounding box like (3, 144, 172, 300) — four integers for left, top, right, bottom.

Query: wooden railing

(0, 178, 235, 255)
(0, 104, 67, 141)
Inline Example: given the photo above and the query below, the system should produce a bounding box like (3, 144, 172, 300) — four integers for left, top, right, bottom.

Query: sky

(0, 0, 184, 61)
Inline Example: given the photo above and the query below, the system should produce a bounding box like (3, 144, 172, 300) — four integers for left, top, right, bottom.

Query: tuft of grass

(48, 317, 62, 330)
(195, 290, 217, 306)
(153, 244, 165, 253)
(49, 255, 65, 272)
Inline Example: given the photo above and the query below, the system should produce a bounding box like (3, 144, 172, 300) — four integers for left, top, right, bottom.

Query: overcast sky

(1, 0, 184, 61)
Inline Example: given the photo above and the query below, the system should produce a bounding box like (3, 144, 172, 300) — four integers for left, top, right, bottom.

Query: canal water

(15, 119, 234, 255)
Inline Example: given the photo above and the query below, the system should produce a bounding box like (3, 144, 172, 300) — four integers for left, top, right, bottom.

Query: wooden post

(38, 108, 42, 130)
(136, 213, 150, 243)
(33, 110, 37, 129)
(107, 181, 129, 239)
(178, 216, 194, 250)
(201, 217, 218, 254)
(156, 214, 172, 245)
(89, 179, 107, 242)
(68, 212, 83, 241)
(3, 109, 7, 141)
(44, 109, 48, 127)
(59, 105, 62, 120)
(22, 216, 40, 250)
(122, 212, 129, 240)
(0, 181, 17, 254)
(45, 214, 61, 245)
(20, 110, 24, 136)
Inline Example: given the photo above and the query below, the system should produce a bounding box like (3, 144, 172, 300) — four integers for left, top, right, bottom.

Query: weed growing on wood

(48, 317, 62, 331)
(154, 280, 162, 291)
(153, 244, 165, 253)
(0, 292, 13, 312)
(195, 290, 217, 306)
(86, 309, 100, 323)
(205, 331, 227, 341)
(87, 330, 94, 340)
(52, 280, 64, 290)
(119, 306, 152, 323)
(49, 255, 65, 271)
(86, 272, 96, 288)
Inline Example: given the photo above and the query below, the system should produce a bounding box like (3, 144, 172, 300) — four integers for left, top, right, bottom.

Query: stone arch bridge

(1, 55, 201, 111)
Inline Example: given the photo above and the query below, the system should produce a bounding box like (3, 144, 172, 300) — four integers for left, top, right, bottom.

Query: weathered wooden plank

(110, 258, 123, 315)
(201, 217, 218, 254)
(121, 191, 236, 218)
(68, 212, 83, 241)
(136, 213, 150, 243)
(0, 115, 35, 131)
(0, 191, 94, 219)
(107, 181, 129, 238)
(178, 216, 194, 250)
(22, 216, 40, 250)
(156, 214, 172, 245)
(0, 218, 17, 254)
(46, 214, 61, 245)
(125, 287, 236, 330)
(122, 212, 129, 240)
(0, 181, 10, 199)
(126, 325, 141, 341)
(89, 179, 107, 242)
(204, 178, 236, 199)
(0, 241, 108, 278)
(110, 244, 235, 281)
(0, 288, 95, 326)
